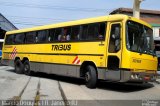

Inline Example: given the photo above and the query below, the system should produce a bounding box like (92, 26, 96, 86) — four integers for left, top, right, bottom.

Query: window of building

(159, 28, 160, 37)
(0, 42, 3, 50)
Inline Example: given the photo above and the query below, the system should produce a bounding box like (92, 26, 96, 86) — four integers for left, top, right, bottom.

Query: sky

(0, 0, 160, 29)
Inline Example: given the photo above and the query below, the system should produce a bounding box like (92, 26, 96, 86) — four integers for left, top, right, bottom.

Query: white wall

(153, 27, 160, 40)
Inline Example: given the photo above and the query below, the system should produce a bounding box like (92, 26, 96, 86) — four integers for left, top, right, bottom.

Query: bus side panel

(2, 39, 106, 79)
(29, 62, 79, 77)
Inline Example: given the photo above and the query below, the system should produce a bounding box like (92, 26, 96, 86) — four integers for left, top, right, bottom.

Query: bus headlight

(135, 74, 138, 79)
(131, 74, 140, 80)
(131, 75, 135, 79)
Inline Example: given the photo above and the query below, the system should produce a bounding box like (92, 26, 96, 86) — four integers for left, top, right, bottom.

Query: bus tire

(23, 60, 31, 75)
(15, 59, 24, 74)
(85, 65, 97, 88)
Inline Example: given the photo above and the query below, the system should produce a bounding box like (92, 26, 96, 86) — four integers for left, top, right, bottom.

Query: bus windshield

(126, 20, 155, 55)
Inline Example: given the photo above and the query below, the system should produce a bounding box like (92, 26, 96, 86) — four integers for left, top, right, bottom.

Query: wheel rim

(85, 72, 90, 82)
(24, 64, 29, 74)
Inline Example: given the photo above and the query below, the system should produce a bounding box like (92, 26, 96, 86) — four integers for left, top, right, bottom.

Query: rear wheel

(15, 59, 24, 74)
(84, 65, 97, 88)
(23, 60, 31, 75)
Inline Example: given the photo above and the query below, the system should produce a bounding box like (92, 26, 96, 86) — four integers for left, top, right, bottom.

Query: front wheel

(85, 65, 97, 88)
(23, 60, 31, 75)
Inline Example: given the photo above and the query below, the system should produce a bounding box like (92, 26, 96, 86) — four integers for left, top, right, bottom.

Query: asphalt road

(0, 66, 160, 106)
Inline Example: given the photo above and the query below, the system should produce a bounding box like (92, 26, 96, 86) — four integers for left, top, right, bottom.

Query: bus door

(106, 22, 122, 81)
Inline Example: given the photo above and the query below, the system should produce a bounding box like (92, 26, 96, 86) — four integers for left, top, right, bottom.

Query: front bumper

(98, 68, 157, 82)
(129, 72, 157, 82)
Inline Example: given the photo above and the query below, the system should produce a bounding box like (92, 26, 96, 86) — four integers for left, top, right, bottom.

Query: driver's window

(108, 24, 121, 53)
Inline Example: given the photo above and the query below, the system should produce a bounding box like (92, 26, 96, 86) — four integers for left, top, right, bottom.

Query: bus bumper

(128, 72, 157, 82)
(98, 69, 157, 83)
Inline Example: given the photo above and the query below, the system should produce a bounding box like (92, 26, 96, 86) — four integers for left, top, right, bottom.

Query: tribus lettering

(52, 44, 71, 51)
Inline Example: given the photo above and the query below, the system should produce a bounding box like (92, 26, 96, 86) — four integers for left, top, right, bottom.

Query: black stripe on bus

(4, 40, 105, 45)
(2, 59, 107, 69)
(3, 52, 104, 56)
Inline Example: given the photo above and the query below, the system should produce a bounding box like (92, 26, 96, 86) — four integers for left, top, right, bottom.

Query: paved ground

(0, 66, 160, 106)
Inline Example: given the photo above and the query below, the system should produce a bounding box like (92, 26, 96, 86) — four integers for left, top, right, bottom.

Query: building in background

(0, 13, 17, 37)
(110, 8, 160, 67)
(0, 13, 17, 57)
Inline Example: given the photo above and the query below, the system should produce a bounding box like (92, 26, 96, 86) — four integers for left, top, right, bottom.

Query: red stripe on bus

(11, 49, 17, 59)
(10, 47, 17, 59)
(72, 56, 78, 64)
(76, 60, 80, 64)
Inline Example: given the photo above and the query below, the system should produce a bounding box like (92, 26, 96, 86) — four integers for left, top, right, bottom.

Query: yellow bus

(1, 14, 157, 88)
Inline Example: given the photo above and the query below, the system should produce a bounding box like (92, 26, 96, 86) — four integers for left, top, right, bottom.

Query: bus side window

(48, 29, 55, 42)
(5, 34, 15, 45)
(15, 33, 25, 44)
(61, 28, 67, 41)
(66, 27, 71, 41)
(25, 32, 37, 44)
(98, 22, 106, 40)
(87, 23, 99, 40)
(81, 24, 88, 40)
(71, 26, 80, 41)
(37, 30, 47, 43)
(54, 28, 62, 41)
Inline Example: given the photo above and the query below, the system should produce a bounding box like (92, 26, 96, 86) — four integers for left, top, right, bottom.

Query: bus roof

(6, 14, 152, 35)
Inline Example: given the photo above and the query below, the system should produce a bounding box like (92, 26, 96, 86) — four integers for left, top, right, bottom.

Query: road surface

(0, 66, 160, 106)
